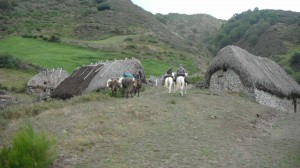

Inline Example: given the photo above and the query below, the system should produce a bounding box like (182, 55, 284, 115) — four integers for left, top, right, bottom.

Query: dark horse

(133, 71, 142, 97)
(121, 78, 135, 98)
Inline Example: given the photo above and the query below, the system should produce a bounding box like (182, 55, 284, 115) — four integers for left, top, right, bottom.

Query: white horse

(175, 73, 188, 96)
(164, 75, 174, 94)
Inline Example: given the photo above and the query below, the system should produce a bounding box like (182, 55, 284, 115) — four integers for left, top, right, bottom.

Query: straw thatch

(27, 68, 69, 94)
(205, 45, 300, 98)
(51, 58, 146, 99)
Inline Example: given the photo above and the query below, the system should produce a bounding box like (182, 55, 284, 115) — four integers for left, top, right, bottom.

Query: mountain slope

(0, 0, 194, 53)
(156, 13, 225, 57)
(0, 0, 214, 73)
(214, 9, 300, 57)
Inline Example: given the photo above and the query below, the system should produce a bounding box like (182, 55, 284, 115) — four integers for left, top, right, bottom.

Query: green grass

(0, 36, 127, 73)
(142, 59, 171, 76)
(0, 36, 199, 77)
(274, 41, 300, 83)
(0, 68, 33, 91)
(0, 123, 56, 168)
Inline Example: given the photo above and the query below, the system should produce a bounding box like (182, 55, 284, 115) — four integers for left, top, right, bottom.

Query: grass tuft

(0, 123, 56, 168)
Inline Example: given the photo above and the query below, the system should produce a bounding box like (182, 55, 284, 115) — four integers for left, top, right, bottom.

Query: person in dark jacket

(176, 64, 189, 84)
(162, 67, 173, 85)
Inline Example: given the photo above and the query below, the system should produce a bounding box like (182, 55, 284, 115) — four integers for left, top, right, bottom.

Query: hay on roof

(205, 45, 300, 98)
(51, 58, 146, 99)
(27, 68, 69, 94)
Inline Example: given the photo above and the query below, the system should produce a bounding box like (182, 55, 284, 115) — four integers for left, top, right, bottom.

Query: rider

(176, 64, 190, 84)
(162, 67, 173, 85)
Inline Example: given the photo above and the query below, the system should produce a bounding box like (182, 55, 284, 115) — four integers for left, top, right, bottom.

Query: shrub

(0, 123, 56, 168)
(124, 37, 133, 42)
(97, 2, 111, 11)
(95, 0, 106, 3)
(22, 34, 33, 38)
(48, 35, 61, 43)
(0, 1, 12, 10)
(0, 54, 21, 69)
(42, 37, 48, 41)
(290, 52, 300, 71)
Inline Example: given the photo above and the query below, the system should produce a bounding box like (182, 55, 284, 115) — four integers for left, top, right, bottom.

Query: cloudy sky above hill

(131, 0, 300, 20)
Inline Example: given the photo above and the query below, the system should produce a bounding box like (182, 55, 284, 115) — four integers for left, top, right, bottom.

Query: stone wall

(254, 89, 299, 113)
(209, 69, 299, 112)
(209, 70, 251, 92)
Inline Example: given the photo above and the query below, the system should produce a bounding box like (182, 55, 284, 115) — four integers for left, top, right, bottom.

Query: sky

(131, 0, 300, 20)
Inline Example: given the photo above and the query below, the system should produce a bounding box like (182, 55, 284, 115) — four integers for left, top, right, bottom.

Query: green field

(0, 36, 175, 76)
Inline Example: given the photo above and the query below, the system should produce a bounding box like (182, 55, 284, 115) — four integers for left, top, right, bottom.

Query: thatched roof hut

(27, 68, 69, 94)
(205, 45, 300, 99)
(51, 58, 146, 99)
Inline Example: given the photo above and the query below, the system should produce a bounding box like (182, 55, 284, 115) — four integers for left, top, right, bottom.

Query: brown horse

(134, 79, 142, 97)
(121, 78, 135, 98)
(106, 78, 121, 97)
(133, 72, 143, 97)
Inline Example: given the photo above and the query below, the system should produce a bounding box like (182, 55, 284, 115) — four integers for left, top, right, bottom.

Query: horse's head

(185, 73, 188, 77)
(106, 79, 112, 88)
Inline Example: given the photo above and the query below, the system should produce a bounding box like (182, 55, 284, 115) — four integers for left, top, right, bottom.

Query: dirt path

(1, 87, 300, 167)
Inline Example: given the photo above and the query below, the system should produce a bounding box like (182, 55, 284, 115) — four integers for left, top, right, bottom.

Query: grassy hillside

(214, 9, 300, 56)
(0, 0, 198, 54)
(0, 36, 200, 77)
(156, 13, 224, 57)
(0, 0, 211, 76)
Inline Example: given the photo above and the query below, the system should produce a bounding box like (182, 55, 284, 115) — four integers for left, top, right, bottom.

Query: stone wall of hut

(209, 70, 299, 112)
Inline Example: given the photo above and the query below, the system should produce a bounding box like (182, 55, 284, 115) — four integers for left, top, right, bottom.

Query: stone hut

(205, 45, 300, 112)
(27, 68, 69, 95)
(51, 58, 146, 99)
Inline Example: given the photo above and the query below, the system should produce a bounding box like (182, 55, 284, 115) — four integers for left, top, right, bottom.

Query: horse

(133, 79, 142, 97)
(106, 78, 121, 97)
(118, 77, 135, 98)
(175, 73, 188, 96)
(164, 74, 174, 94)
(133, 72, 142, 97)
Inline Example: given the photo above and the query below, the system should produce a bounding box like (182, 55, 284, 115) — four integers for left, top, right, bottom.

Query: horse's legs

(184, 83, 187, 94)
(173, 82, 176, 93)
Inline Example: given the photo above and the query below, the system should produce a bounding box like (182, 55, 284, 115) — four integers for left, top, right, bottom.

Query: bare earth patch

(1, 87, 300, 168)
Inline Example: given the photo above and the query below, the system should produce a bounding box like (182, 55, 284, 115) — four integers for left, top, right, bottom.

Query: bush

(0, 1, 12, 10)
(48, 35, 61, 43)
(0, 123, 56, 168)
(42, 37, 48, 41)
(0, 54, 21, 69)
(290, 52, 300, 71)
(97, 2, 111, 11)
(124, 37, 133, 42)
(95, 0, 106, 3)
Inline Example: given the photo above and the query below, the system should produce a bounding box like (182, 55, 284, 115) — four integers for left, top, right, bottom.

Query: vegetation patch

(0, 123, 56, 168)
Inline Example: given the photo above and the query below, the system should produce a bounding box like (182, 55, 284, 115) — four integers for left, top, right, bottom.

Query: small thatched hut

(27, 68, 69, 95)
(51, 58, 146, 99)
(205, 45, 300, 112)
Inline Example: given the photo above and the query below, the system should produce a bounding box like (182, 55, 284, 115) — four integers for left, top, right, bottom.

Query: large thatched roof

(205, 45, 300, 98)
(27, 68, 69, 90)
(51, 58, 146, 99)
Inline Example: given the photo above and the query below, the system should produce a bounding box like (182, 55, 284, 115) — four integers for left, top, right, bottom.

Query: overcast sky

(131, 0, 300, 20)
